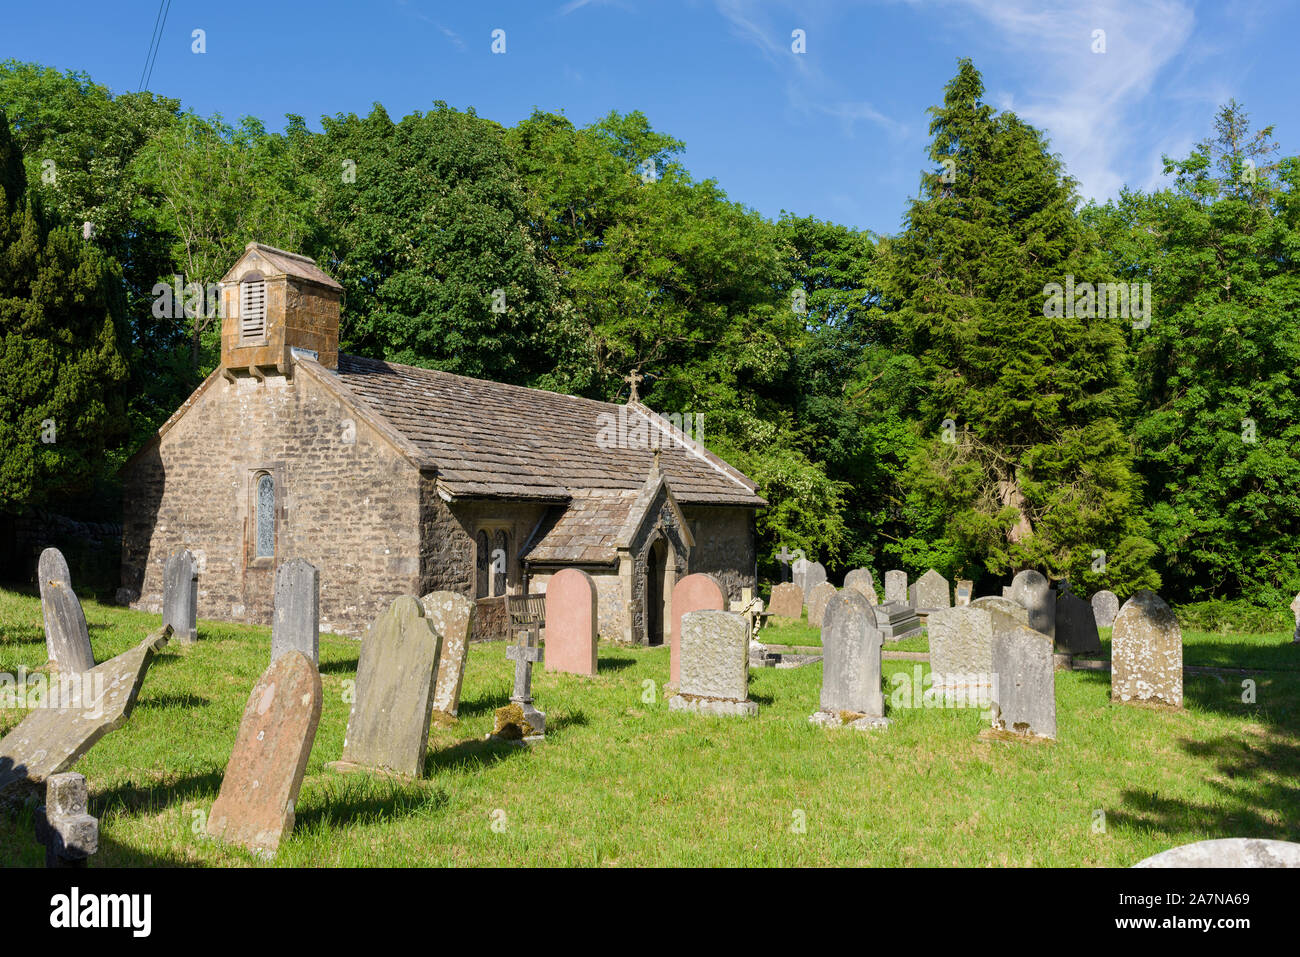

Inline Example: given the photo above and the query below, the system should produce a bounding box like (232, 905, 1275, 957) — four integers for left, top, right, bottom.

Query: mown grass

(2, 585, 1298, 867)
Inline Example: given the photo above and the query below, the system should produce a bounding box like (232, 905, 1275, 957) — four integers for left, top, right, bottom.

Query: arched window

(493, 530, 509, 596)
(240, 271, 266, 340)
(475, 531, 490, 598)
(255, 472, 275, 558)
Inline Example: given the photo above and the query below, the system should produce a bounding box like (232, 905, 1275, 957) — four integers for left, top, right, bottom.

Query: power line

(141, 0, 172, 93)
(137, 0, 167, 92)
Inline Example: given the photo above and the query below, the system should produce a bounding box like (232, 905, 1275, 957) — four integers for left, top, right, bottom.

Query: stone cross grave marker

(1111, 590, 1183, 708)
(34, 772, 98, 868)
(207, 651, 322, 856)
(494, 626, 546, 740)
(162, 548, 198, 644)
(810, 590, 888, 730)
(422, 591, 476, 721)
(37, 548, 94, 673)
(884, 570, 908, 605)
(332, 597, 441, 776)
(272, 559, 319, 665)
(1090, 590, 1120, 628)
(668, 610, 756, 717)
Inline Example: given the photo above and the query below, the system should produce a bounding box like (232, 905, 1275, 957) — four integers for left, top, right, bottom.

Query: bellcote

(219, 243, 342, 375)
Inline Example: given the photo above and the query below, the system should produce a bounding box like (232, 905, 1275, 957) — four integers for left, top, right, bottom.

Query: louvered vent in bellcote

(219, 242, 342, 376)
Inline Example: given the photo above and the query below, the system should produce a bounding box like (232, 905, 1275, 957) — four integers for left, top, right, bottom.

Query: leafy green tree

(0, 110, 129, 508)
(877, 60, 1157, 594)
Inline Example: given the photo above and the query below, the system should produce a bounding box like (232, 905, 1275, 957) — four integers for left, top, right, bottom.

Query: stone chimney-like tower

(219, 243, 342, 375)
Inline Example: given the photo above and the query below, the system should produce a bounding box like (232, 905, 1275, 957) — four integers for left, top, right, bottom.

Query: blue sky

(4, 0, 1295, 235)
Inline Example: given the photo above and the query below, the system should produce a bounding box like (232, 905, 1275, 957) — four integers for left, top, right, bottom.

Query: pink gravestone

(544, 568, 599, 676)
(670, 573, 726, 684)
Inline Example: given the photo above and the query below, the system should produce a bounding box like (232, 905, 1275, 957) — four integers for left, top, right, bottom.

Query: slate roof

(519, 488, 643, 564)
(221, 242, 343, 291)
(330, 353, 766, 510)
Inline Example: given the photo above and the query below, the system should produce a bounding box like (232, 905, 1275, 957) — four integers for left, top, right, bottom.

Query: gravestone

(989, 624, 1056, 740)
(545, 568, 599, 677)
(669, 573, 726, 684)
(1291, 592, 1300, 643)
(37, 548, 94, 673)
(873, 601, 923, 641)
(806, 581, 838, 627)
(332, 597, 441, 776)
(885, 570, 908, 605)
(843, 568, 878, 604)
(0, 627, 172, 795)
(1009, 570, 1055, 643)
(926, 606, 994, 704)
(669, 610, 756, 717)
(1091, 590, 1120, 628)
(207, 651, 322, 855)
(767, 582, 804, 619)
(422, 591, 476, 720)
(909, 569, 951, 614)
(800, 561, 828, 600)
(162, 548, 198, 644)
(970, 596, 1029, 628)
(1134, 838, 1300, 868)
(1055, 590, 1102, 656)
(1111, 590, 1183, 708)
(34, 773, 97, 868)
(810, 591, 888, 730)
(955, 580, 973, 606)
(493, 627, 545, 740)
(272, 559, 319, 665)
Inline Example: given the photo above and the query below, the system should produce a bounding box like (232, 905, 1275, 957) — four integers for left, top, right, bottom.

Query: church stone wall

(121, 369, 423, 638)
(682, 505, 757, 602)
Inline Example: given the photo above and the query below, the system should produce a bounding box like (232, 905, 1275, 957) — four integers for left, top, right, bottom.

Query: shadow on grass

(595, 657, 636, 672)
(136, 693, 211, 710)
(457, 689, 513, 718)
(424, 735, 528, 773)
(92, 768, 226, 817)
(318, 657, 359, 676)
(294, 776, 448, 832)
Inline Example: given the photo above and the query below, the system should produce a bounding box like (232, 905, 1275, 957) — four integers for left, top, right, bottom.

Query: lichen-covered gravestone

(1055, 590, 1102, 656)
(1134, 838, 1300, 868)
(1090, 590, 1120, 628)
(669, 610, 756, 717)
(885, 570, 908, 605)
(909, 569, 951, 614)
(810, 590, 888, 730)
(842, 568, 878, 604)
(0, 627, 171, 795)
(162, 548, 198, 644)
(767, 582, 804, 619)
(421, 591, 476, 721)
(806, 581, 838, 627)
(37, 548, 95, 673)
(669, 573, 726, 685)
(1111, 590, 1182, 708)
(331, 597, 441, 776)
(1009, 570, 1055, 643)
(926, 606, 994, 704)
(272, 559, 319, 665)
(545, 568, 600, 677)
(988, 624, 1056, 740)
(207, 651, 322, 856)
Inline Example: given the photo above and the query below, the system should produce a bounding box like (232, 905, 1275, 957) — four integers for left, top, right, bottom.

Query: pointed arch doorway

(645, 537, 671, 646)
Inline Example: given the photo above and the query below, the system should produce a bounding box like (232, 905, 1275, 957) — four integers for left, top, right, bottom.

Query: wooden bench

(507, 594, 547, 640)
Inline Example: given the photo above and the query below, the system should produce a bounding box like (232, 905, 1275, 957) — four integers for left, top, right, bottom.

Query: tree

(876, 60, 1156, 594)
(0, 110, 129, 509)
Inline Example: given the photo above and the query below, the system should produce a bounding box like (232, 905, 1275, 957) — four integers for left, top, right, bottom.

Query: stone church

(120, 243, 764, 641)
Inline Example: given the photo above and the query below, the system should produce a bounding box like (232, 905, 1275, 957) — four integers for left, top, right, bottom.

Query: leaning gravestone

(767, 582, 804, 619)
(988, 624, 1056, 740)
(1134, 838, 1300, 868)
(1290, 592, 1300, 644)
(422, 591, 476, 721)
(955, 580, 973, 606)
(1091, 590, 1120, 628)
(207, 651, 322, 856)
(806, 581, 838, 627)
(546, 568, 600, 677)
(669, 573, 726, 685)
(885, 570, 908, 605)
(842, 568, 878, 604)
(810, 590, 888, 730)
(331, 597, 441, 777)
(669, 610, 756, 716)
(1055, 590, 1102, 656)
(272, 559, 319, 665)
(909, 569, 951, 614)
(162, 548, 198, 644)
(0, 627, 172, 795)
(1111, 590, 1182, 708)
(37, 548, 95, 673)
(926, 606, 994, 704)
(1009, 570, 1055, 644)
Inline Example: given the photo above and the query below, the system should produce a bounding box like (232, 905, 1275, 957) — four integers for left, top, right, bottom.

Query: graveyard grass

(1, 586, 1298, 866)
